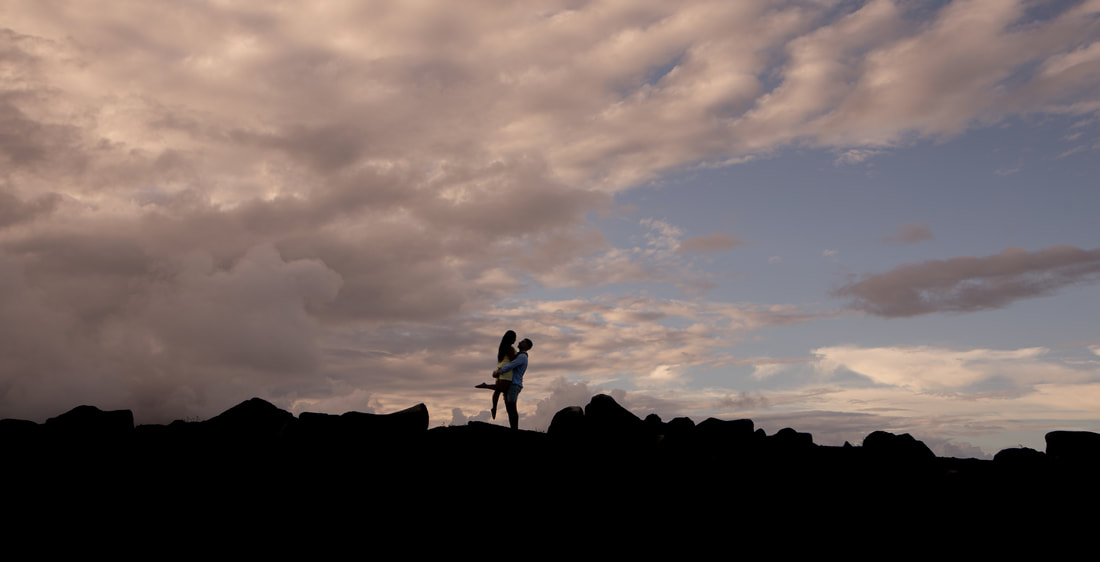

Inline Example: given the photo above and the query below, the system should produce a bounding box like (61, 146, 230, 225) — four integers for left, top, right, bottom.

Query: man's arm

(494, 353, 527, 376)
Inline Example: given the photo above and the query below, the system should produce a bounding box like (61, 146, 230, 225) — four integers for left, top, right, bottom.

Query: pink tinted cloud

(882, 223, 934, 245)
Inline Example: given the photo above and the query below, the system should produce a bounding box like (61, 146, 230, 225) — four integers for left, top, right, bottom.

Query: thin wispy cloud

(677, 232, 742, 253)
(834, 149, 883, 166)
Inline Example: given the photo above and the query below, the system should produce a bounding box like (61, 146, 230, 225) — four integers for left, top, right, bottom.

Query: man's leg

(505, 385, 521, 430)
(505, 400, 518, 430)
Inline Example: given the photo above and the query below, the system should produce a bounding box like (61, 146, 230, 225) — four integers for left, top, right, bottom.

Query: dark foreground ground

(4, 394, 1098, 552)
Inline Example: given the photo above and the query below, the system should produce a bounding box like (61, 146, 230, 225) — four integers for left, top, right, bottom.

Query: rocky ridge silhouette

(4, 394, 1097, 541)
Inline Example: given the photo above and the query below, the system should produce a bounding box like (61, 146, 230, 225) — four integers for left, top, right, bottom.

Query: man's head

(518, 338, 533, 351)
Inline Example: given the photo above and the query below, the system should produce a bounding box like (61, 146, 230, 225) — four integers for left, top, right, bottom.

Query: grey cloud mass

(0, 189, 61, 228)
(1, 0, 1099, 422)
(835, 246, 1100, 317)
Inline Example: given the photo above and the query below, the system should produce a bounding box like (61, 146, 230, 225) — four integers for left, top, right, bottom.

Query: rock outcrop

(3, 393, 1097, 536)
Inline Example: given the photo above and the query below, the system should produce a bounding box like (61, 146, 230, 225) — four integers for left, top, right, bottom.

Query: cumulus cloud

(449, 408, 469, 427)
(834, 246, 1100, 317)
(528, 377, 598, 431)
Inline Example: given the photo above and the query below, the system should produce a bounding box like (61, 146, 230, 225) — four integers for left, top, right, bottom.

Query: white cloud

(527, 377, 598, 432)
(1028, 383, 1100, 414)
(752, 363, 788, 379)
(813, 344, 1090, 392)
(834, 149, 883, 165)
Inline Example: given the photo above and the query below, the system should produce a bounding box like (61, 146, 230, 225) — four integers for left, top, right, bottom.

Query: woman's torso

(497, 346, 517, 381)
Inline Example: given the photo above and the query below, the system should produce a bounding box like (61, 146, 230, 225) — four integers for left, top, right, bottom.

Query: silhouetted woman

(475, 330, 516, 420)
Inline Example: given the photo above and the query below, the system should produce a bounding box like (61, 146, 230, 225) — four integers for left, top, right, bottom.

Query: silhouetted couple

(476, 330, 532, 430)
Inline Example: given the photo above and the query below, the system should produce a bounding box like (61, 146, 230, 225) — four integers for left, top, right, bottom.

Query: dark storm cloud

(0, 97, 85, 174)
(835, 246, 1100, 317)
(0, 30, 88, 176)
(0, 189, 61, 227)
(0, 238, 343, 422)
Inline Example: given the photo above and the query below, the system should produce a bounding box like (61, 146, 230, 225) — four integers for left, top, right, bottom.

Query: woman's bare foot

(475, 382, 493, 389)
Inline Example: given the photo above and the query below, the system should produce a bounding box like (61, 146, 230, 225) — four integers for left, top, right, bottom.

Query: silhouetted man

(493, 338, 532, 430)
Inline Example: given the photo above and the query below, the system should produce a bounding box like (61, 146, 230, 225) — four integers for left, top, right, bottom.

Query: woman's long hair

(498, 330, 517, 362)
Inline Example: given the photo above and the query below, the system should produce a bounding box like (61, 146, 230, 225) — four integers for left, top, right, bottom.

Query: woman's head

(498, 330, 518, 362)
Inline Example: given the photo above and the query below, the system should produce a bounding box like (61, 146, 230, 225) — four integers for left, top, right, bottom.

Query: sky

(2, 0, 1099, 457)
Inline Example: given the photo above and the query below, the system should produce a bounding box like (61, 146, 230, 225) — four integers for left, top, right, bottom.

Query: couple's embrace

(475, 330, 532, 430)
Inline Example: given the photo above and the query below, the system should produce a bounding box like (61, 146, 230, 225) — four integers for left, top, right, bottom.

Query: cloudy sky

(3, 0, 1099, 457)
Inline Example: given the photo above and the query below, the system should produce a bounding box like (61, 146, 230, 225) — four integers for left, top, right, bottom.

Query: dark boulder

(1046, 430, 1100, 466)
(45, 405, 134, 440)
(862, 431, 935, 463)
(770, 427, 815, 449)
(339, 403, 429, 435)
(582, 394, 652, 453)
(993, 447, 1045, 464)
(295, 403, 429, 455)
(667, 416, 696, 432)
(299, 403, 428, 436)
(663, 416, 697, 443)
(203, 397, 296, 444)
(695, 417, 755, 446)
(547, 406, 585, 439)
(584, 394, 642, 431)
(0, 418, 41, 441)
(644, 413, 663, 429)
(992, 447, 1047, 476)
